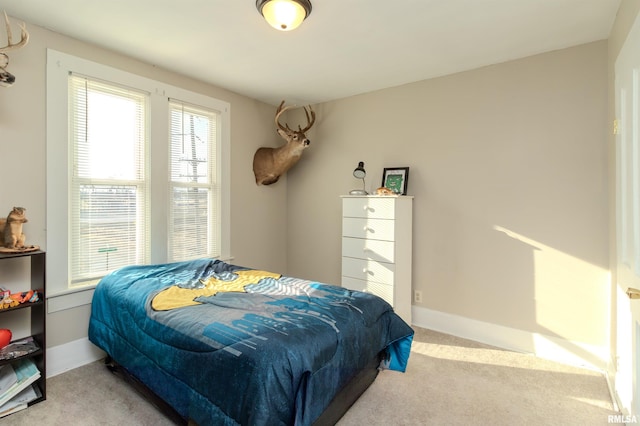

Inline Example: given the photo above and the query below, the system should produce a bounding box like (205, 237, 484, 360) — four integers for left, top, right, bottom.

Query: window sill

(47, 287, 96, 313)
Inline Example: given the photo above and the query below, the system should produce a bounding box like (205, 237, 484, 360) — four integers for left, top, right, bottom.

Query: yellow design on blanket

(151, 270, 281, 311)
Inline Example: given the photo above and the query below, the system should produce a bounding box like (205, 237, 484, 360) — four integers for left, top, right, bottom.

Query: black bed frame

(105, 352, 382, 426)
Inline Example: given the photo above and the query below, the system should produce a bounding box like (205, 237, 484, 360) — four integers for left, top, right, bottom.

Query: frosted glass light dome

(258, 0, 311, 31)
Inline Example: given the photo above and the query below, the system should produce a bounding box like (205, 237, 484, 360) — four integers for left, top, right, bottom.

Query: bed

(88, 258, 414, 425)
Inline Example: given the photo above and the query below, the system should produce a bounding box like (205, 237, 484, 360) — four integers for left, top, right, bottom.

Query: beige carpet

(1, 327, 618, 425)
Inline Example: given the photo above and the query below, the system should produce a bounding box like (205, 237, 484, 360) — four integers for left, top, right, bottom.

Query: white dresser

(341, 195, 413, 324)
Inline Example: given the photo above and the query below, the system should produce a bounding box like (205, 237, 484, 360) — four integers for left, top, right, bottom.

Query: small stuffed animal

(375, 187, 395, 195)
(2, 207, 28, 249)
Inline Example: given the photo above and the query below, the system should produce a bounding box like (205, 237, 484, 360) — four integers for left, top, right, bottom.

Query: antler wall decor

(253, 100, 316, 185)
(0, 11, 29, 87)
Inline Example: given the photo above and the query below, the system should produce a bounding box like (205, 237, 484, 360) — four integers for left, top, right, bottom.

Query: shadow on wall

(423, 186, 609, 369)
(492, 225, 609, 368)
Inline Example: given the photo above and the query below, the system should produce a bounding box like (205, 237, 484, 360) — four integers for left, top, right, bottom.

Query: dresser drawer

(342, 276, 393, 305)
(341, 256, 395, 284)
(342, 237, 395, 263)
(342, 217, 395, 241)
(342, 197, 396, 219)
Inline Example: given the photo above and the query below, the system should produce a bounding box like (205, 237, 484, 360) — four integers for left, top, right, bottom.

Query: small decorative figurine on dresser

(0, 207, 37, 252)
(375, 187, 394, 195)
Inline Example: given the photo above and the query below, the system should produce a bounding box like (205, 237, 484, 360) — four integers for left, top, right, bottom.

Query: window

(69, 76, 149, 286)
(169, 101, 218, 262)
(46, 50, 230, 309)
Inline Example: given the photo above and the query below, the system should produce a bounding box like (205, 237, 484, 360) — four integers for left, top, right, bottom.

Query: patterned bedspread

(88, 258, 414, 425)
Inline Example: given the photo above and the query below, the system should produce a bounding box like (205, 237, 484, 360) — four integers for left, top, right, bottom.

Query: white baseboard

(44, 306, 609, 379)
(411, 305, 609, 372)
(46, 337, 105, 378)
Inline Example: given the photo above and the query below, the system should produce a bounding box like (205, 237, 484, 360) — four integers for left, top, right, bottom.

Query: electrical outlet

(414, 290, 422, 304)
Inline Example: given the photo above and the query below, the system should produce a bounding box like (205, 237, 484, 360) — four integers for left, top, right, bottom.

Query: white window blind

(47, 49, 231, 307)
(168, 100, 218, 261)
(68, 75, 149, 286)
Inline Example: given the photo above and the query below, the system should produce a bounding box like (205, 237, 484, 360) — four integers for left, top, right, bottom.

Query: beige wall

(287, 41, 610, 349)
(0, 22, 289, 347)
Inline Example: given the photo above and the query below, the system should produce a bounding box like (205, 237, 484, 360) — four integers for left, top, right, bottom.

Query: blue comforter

(88, 258, 413, 425)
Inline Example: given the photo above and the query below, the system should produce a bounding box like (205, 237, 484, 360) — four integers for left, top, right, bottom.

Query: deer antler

(0, 11, 29, 53)
(275, 100, 315, 133)
(275, 100, 294, 132)
(298, 106, 316, 133)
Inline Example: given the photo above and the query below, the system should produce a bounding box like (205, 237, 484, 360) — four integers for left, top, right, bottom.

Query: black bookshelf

(0, 250, 46, 409)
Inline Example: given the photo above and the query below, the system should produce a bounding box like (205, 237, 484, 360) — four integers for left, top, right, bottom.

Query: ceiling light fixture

(256, 0, 312, 31)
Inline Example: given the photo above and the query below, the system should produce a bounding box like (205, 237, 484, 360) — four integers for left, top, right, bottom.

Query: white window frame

(168, 100, 219, 262)
(46, 49, 230, 312)
(68, 75, 151, 286)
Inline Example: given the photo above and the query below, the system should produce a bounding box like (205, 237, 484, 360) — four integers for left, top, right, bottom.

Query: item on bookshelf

(0, 245, 39, 254)
(0, 207, 29, 249)
(0, 289, 40, 310)
(9, 290, 35, 304)
(0, 337, 39, 361)
(0, 292, 17, 309)
(0, 359, 40, 408)
(0, 330, 10, 349)
(0, 403, 26, 418)
(0, 384, 40, 418)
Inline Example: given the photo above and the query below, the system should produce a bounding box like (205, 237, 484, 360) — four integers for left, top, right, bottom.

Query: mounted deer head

(253, 100, 316, 185)
(0, 11, 29, 87)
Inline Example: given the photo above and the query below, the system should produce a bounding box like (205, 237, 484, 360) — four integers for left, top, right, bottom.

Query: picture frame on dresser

(382, 167, 409, 195)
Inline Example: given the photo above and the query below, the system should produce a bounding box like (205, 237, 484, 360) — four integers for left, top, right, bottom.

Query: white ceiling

(0, 0, 621, 106)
